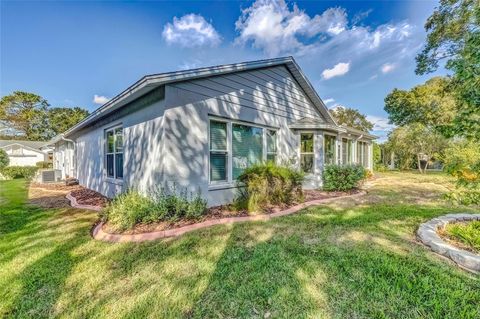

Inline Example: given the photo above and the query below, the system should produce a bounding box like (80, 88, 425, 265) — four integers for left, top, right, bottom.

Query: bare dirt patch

(29, 183, 107, 209)
(28, 187, 71, 208)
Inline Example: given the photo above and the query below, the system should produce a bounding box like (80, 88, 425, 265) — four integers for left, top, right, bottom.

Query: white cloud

(381, 63, 396, 74)
(235, 0, 347, 56)
(322, 62, 350, 79)
(234, 0, 416, 59)
(93, 95, 110, 105)
(369, 74, 378, 80)
(162, 14, 221, 48)
(366, 115, 396, 132)
(323, 98, 335, 105)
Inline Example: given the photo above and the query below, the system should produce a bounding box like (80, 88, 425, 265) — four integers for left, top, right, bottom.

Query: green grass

(1, 172, 479, 318)
(445, 221, 480, 253)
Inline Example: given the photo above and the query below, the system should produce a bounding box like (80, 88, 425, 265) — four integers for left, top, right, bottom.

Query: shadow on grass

(1, 177, 479, 318)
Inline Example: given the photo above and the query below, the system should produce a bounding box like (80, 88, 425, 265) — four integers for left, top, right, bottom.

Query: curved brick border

(66, 192, 103, 212)
(417, 213, 480, 274)
(92, 191, 367, 243)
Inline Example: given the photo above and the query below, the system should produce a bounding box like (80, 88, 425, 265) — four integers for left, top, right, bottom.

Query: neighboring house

(48, 57, 376, 206)
(0, 140, 52, 166)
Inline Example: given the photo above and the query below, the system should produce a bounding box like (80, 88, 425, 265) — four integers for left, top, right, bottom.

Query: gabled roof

(0, 140, 48, 150)
(61, 56, 337, 137)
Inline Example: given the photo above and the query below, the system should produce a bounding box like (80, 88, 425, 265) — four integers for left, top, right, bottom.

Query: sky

(1, 0, 447, 141)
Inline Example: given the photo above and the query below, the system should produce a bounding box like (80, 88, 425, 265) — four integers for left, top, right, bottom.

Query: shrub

(104, 184, 208, 231)
(0, 166, 38, 180)
(235, 162, 304, 212)
(0, 149, 9, 169)
(374, 163, 388, 172)
(322, 164, 366, 191)
(104, 189, 154, 231)
(443, 189, 480, 206)
(36, 161, 53, 169)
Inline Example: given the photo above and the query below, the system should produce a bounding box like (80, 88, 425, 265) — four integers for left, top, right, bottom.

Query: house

(0, 140, 52, 166)
(48, 57, 376, 206)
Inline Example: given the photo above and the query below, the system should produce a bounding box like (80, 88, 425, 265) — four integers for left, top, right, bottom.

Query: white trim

(104, 124, 123, 180)
(323, 132, 337, 166)
(299, 132, 315, 175)
(208, 117, 277, 186)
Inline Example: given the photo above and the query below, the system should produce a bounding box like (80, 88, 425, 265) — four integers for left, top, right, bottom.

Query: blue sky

(1, 0, 446, 140)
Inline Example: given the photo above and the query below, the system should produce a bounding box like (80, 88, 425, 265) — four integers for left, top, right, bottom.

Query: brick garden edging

(90, 191, 367, 243)
(66, 192, 103, 212)
(417, 214, 480, 274)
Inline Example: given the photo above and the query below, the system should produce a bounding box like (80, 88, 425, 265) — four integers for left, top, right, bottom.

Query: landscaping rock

(417, 213, 480, 274)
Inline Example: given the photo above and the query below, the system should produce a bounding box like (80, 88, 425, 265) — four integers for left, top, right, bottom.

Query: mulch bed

(70, 188, 109, 207)
(104, 188, 362, 235)
(30, 182, 82, 192)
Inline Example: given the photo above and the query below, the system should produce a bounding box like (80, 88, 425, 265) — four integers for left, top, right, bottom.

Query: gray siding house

(49, 57, 376, 206)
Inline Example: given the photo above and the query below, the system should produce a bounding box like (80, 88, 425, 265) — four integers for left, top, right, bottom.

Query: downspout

(60, 135, 76, 178)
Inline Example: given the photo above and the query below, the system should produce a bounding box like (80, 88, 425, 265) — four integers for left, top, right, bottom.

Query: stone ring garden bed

(74, 190, 367, 243)
(417, 213, 480, 274)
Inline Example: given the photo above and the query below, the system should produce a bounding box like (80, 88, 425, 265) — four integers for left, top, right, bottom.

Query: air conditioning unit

(40, 169, 63, 183)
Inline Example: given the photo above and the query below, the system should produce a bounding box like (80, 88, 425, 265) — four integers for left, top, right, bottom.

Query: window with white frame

(356, 141, 368, 168)
(232, 123, 263, 179)
(266, 129, 277, 163)
(209, 119, 276, 184)
(324, 134, 336, 165)
(209, 121, 228, 182)
(341, 138, 352, 165)
(105, 126, 123, 179)
(300, 133, 314, 173)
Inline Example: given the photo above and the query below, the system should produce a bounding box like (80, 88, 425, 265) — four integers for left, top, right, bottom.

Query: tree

(0, 91, 50, 140)
(384, 77, 457, 134)
(385, 123, 448, 173)
(442, 139, 480, 188)
(0, 91, 89, 141)
(0, 149, 9, 169)
(415, 0, 480, 140)
(47, 107, 89, 137)
(329, 107, 374, 132)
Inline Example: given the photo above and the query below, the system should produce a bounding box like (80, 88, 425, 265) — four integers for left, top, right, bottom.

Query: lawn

(1, 172, 479, 318)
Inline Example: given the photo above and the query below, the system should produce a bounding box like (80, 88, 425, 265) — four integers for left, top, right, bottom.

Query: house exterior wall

(54, 65, 374, 207)
(160, 65, 328, 205)
(3, 146, 46, 166)
(72, 87, 166, 198)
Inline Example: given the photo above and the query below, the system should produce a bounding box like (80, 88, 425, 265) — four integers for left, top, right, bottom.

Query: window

(208, 119, 277, 184)
(209, 121, 228, 182)
(232, 123, 263, 179)
(324, 135, 336, 165)
(356, 141, 369, 167)
(266, 129, 277, 163)
(105, 126, 123, 179)
(300, 133, 314, 173)
(341, 138, 352, 165)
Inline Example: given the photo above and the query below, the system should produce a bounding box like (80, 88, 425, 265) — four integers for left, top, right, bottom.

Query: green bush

(0, 149, 9, 169)
(0, 166, 38, 180)
(443, 189, 480, 206)
(235, 162, 304, 212)
(374, 163, 388, 172)
(36, 161, 53, 169)
(104, 184, 208, 231)
(322, 164, 366, 191)
(104, 189, 154, 231)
